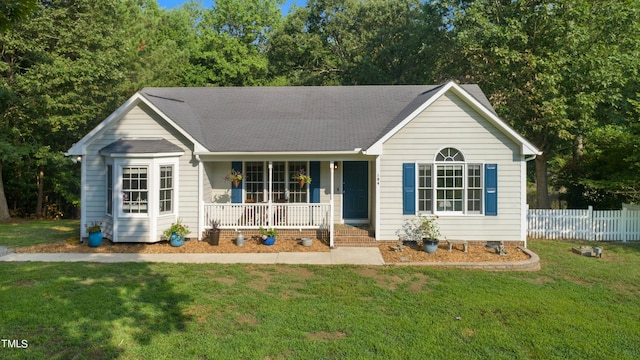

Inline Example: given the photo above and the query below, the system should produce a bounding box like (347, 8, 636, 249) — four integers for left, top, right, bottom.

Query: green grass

(1, 222, 639, 359)
(0, 219, 79, 247)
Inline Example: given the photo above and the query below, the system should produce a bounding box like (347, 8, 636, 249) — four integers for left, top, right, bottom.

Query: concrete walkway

(0, 247, 385, 265)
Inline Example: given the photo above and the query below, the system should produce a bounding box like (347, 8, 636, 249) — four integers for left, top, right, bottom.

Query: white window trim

(415, 161, 486, 216)
(158, 163, 177, 216)
(111, 157, 179, 219)
(106, 161, 114, 216)
(241, 161, 311, 203)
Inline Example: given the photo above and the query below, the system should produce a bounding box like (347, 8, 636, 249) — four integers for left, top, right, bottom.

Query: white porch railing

(204, 203, 331, 229)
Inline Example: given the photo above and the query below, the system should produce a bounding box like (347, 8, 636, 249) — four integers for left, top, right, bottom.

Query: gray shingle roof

(139, 84, 495, 153)
(99, 138, 184, 155)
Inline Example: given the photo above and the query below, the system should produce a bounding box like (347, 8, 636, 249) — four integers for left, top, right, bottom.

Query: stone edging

(386, 246, 541, 271)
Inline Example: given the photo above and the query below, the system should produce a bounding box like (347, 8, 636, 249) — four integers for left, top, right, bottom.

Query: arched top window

(436, 147, 464, 162)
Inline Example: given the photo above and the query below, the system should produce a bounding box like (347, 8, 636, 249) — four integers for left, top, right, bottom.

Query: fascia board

(365, 82, 454, 154)
(139, 96, 208, 153)
(365, 81, 542, 157)
(447, 83, 542, 156)
(66, 93, 144, 156)
(65, 93, 208, 156)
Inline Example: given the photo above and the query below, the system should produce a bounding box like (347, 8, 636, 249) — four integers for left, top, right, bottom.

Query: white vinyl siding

(84, 103, 196, 242)
(378, 92, 525, 241)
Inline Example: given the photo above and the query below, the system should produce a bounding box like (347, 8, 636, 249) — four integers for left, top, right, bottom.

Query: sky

(156, 0, 299, 15)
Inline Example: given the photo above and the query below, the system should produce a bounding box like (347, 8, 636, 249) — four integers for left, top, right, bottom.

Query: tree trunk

(36, 167, 44, 219)
(0, 163, 11, 221)
(535, 153, 551, 209)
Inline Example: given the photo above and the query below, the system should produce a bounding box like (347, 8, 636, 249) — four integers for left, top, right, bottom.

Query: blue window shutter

(485, 164, 498, 216)
(231, 161, 242, 203)
(309, 161, 320, 203)
(403, 163, 416, 215)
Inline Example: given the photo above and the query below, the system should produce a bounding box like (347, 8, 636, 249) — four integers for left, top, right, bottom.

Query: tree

(191, 0, 283, 86)
(445, 0, 640, 208)
(0, 0, 37, 31)
(268, 0, 450, 85)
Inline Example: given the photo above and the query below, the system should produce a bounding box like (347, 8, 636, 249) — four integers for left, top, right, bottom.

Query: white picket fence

(527, 206, 640, 241)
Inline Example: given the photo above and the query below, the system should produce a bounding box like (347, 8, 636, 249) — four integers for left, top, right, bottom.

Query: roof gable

(365, 82, 540, 156)
(66, 93, 206, 156)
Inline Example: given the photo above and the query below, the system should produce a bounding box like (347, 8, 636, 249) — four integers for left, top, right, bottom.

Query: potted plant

(86, 221, 103, 247)
(208, 219, 221, 246)
(291, 168, 312, 187)
(163, 218, 191, 247)
(395, 214, 441, 253)
(224, 169, 243, 188)
(259, 227, 278, 246)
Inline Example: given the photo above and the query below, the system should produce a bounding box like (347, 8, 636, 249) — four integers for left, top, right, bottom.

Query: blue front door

(343, 161, 368, 219)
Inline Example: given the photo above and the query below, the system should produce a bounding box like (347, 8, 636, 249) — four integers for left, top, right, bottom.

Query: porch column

(197, 156, 204, 240)
(330, 160, 335, 248)
(268, 161, 273, 228)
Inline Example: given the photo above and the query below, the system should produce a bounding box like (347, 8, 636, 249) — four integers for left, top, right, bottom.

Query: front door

(343, 161, 368, 219)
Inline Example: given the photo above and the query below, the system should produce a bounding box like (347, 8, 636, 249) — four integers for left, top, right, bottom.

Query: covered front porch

(198, 157, 375, 247)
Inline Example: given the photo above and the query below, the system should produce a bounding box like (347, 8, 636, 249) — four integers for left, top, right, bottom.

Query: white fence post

(527, 205, 640, 241)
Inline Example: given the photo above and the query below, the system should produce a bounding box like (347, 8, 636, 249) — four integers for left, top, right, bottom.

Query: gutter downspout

(522, 154, 539, 248)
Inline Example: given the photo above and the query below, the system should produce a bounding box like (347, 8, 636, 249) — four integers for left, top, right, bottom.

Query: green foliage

(0, 0, 38, 31)
(162, 218, 191, 240)
(444, 0, 640, 208)
(267, 0, 450, 85)
(0, 0, 638, 216)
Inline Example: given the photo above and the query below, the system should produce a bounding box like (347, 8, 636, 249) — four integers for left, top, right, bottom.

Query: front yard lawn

(0, 221, 639, 359)
(0, 219, 79, 247)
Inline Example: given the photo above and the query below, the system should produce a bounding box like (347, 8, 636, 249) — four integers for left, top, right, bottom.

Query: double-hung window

(245, 162, 265, 202)
(159, 165, 173, 213)
(237, 161, 311, 203)
(405, 148, 496, 215)
(106, 165, 113, 215)
(122, 166, 148, 214)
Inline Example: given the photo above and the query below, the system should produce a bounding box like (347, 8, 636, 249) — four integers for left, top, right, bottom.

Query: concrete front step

(333, 236, 378, 247)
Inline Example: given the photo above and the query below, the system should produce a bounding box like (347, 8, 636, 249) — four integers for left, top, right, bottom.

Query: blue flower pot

(170, 232, 185, 247)
(88, 231, 103, 247)
(263, 237, 275, 246)
(422, 239, 438, 254)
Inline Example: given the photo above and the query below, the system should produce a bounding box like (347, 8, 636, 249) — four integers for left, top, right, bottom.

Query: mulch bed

(14, 237, 531, 263)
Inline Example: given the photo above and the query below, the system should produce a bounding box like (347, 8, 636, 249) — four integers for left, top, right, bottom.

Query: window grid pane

(288, 161, 308, 203)
(418, 164, 432, 212)
(437, 164, 463, 212)
(159, 165, 173, 213)
(245, 162, 264, 202)
(107, 165, 113, 215)
(272, 162, 286, 201)
(122, 167, 148, 213)
(467, 164, 482, 213)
